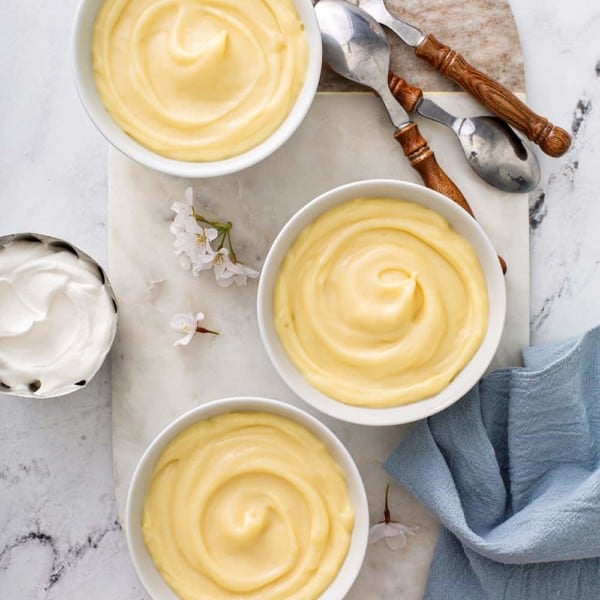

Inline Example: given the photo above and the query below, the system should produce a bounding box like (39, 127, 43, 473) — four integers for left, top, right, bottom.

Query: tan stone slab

(318, 0, 525, 92)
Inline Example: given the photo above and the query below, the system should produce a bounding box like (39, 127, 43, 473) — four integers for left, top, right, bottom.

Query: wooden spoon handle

(395, 122, 507, 273)
(414, 34, 571, 158)
(388, 72, 423, 112)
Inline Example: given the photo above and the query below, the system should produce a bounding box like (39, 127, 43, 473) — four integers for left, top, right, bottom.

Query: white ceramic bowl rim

(72, 0, 322, 178)
(257, 179, 507, 426)
(125, 396, 369, 600)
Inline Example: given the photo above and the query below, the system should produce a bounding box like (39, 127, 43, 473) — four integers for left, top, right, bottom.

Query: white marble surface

(0, 0, 599, 598)
(108, 91, 529, 600)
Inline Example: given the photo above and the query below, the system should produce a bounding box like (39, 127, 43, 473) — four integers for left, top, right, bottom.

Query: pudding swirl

(92, 0, 308, 161)
(273, 198, 489, 407)
(142, 412, 354, 600)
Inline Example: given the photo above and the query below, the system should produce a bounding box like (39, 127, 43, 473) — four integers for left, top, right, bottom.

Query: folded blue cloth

(385, 326, 600, 600)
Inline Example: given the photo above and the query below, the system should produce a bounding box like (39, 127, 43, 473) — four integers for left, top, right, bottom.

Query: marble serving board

(109, 92, 530, 600)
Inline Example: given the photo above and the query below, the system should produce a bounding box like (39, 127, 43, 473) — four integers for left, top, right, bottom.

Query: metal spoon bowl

(320, 0, 540, 194)
(316, 0, 508, 272)
(414, 97, 541, 193)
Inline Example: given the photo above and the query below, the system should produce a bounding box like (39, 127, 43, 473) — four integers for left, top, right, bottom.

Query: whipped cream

(0, 239, 117, 397)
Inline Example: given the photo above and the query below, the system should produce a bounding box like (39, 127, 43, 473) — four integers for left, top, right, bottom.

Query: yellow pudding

(92, 0, 308, 161)
(142, 412, 354, 600)
(274, 198, 489, 407)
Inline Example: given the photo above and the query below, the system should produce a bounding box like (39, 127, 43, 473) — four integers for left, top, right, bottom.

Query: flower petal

(173, 331, 195, 347)
(213, 248, 236, 282)
(368, 521, 418, 550)
(384, 533, 408, 551)
(234, 263, 259, 285)
(184, 220, 204, 235)
(170, 313, 197, 333)
(179, 254, 192, 271)
(368, 523, 389, 545)
(387, 522, 418, 536)
(192, 260, 214, 275)
(170, 201, 186, 215)
(215, 274, 236, 288)
(205, 227, 218, 242)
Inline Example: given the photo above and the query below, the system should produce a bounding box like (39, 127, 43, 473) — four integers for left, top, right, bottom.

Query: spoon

(315, 0, 506, 272)
(388, 73, 541, 193)
(355, 0, 571, 158)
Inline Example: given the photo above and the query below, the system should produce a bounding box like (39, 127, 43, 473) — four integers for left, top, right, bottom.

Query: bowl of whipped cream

(0, 233, 118, 398)
(72, 0, 322, 177)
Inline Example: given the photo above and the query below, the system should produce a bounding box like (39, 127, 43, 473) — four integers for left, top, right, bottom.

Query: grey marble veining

(1, 0, 600, 598)
(517, 1, 600, 345)
(0, 1, 144, 597)
(0, 370, 144, 597)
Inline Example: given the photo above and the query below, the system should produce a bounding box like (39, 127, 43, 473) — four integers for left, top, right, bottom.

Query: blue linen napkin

(384, 326, 600, 600)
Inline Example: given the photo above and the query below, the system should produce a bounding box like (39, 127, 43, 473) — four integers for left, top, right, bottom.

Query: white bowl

(257, 179, 507, 426)
(126, 396, 369, 600)
(72, 0, 322, 178)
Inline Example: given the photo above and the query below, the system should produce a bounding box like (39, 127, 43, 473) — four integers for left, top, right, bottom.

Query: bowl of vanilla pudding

(126, 397, 369, 600)
(73, 0, 322, 177)
(257, 179, 506, 426)
(0, 233, 117, 398)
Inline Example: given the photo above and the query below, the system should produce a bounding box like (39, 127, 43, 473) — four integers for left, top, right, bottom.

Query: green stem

(190, 208, 239, 262)
(226, 229, 238, 263)
(192, 208, 230, 231)
(214, 229, 227, 251)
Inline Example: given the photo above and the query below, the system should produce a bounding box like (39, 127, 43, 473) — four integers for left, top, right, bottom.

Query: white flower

(169, 189, 218, 273)
(171, 187, 194, 215)
(171, 217, 200, 254)
(175, 225, 219, 273)
(212, 248, 236, 287)
(368, 483, 418, 550)
(169, 187, 259, 287)
(170, 312, 205, 346)
(170, 210, 195, 237)
(170, 188, 196, 235)
(235, 262, 260, 286)
(191, 228, 219, 274)
(212, 247, 259, 288)
(178, 253, 192, 271)
(368, 521, 418, 550)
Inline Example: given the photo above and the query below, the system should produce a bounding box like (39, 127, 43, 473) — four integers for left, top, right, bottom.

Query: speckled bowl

(0, 233, 118, 398)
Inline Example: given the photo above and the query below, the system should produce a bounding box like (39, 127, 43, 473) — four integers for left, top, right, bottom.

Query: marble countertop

(1, 0, 599, 598)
